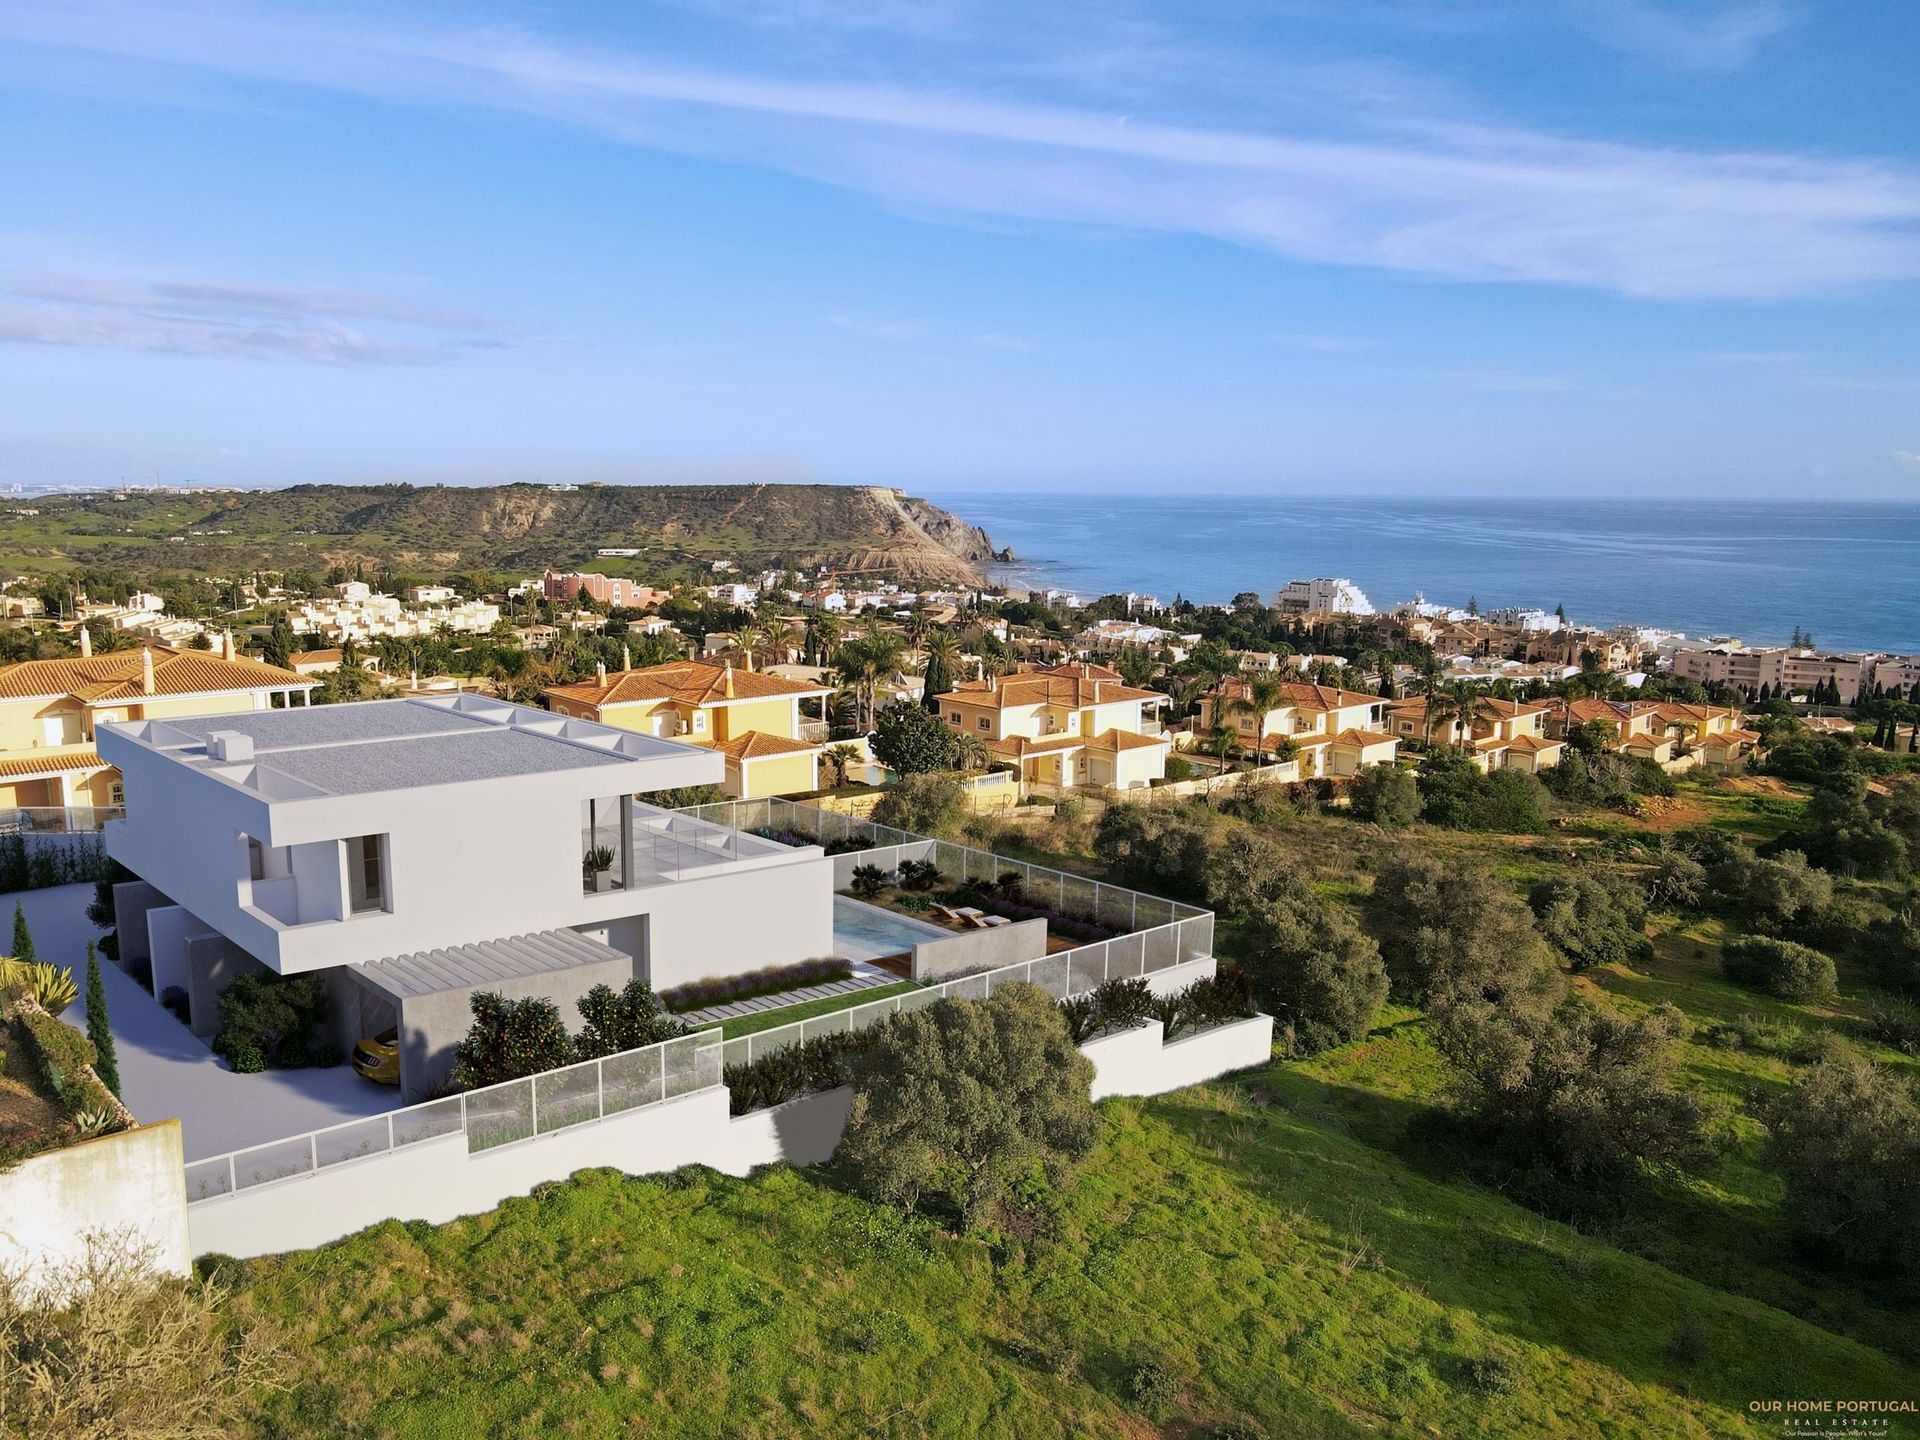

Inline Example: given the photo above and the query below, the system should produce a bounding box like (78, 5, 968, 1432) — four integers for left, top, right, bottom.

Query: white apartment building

(289, 595, 502, 643)
(100, 697, 832, 1100)
(1670, 644, 1872, 702)
(1276, 578, 1375, 616)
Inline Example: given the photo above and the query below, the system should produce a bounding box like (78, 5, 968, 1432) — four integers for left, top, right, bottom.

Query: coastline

(931, 491, 1920, 654)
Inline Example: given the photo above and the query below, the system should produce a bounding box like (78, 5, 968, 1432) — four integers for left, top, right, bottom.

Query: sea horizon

(924, 491, 1920, 657)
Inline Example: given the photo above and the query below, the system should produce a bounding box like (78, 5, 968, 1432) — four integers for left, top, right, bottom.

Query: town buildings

(0, 640, 313, 813)
(935, 662, 1170, 790)
(1385, 695, 1565, 772)
(1198, 679, 1399, 778)
(540, 570, 671, 611)
(544, 660, 832, 799)
(1276, 578, 1375, 616)
(99, 696, 831, 1099)
(1669, 644, 1871, 703)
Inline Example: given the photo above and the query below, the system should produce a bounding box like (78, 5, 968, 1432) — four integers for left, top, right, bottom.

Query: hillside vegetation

(216, 769, 1920, 1439)
(0, 483, 1001, 585)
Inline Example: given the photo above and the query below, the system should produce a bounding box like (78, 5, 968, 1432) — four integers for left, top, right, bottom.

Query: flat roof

(108, 694, 711, 799)
(357, 927, 630, 1000)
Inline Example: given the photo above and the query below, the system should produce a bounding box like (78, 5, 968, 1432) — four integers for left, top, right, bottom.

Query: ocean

(922, 493, 1920, 656)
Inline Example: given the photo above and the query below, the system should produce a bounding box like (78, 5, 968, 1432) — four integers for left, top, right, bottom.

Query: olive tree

(1768, 1056, 1920, 1273)
(1366, 853, 1563, 1022)
(837, 982, 1097, 1228)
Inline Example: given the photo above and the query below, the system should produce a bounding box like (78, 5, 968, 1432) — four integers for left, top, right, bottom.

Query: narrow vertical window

(348, 834, 387, 913)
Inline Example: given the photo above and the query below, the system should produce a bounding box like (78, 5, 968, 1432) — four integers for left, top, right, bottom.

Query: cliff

(0, 483, 1003, 586)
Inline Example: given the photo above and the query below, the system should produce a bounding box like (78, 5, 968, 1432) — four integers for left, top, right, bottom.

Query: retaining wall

(0, 1120, 191, 1287)
(910, 919, 1048, 982)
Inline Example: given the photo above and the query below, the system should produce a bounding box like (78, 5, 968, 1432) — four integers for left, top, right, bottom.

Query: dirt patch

(1720, 775, 1794, 797)
(0, 1023, 64, 1135)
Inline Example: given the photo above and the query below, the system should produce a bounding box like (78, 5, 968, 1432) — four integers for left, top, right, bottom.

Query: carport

(352, 928, 639, 1101)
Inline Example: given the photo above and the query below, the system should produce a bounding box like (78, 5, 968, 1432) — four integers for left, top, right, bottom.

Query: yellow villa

(1553, 697, 1759, 770)
(544, 660, 833, 799)
(935, 662, 1170, 790)
(1198, 679, 1400, 777)
(1386, 695, 1565, 772)
(0, 640, 315, 814)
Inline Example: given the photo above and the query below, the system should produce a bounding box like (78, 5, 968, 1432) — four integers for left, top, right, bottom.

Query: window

(947, 712, 961, 725)
(247, 836, 266, 882)
(692, 711, 707, 734)
(107, 782, 125, 807)
(347, 834, 387, 914)
(977, 717, 990, 731)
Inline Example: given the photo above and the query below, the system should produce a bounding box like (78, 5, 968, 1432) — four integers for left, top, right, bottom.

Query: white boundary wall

(186, 1003, 1272, 1260)
(0, 1120, 191, 1287)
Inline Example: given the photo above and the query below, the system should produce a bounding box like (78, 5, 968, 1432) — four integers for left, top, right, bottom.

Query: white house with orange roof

(0, 637, 314, 816)
(1197, 679, 1400, 778)
(1386, 695, 1564, 772)
(544, 660, 832, 799)
(934, 663, 1170, 790)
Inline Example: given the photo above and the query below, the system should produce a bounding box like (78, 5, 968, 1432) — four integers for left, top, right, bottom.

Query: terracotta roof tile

(0, 745, 106, 780)
(0, 646, 310, 703)
(711, 730, 821, 761)
(546, 660, 827, 709)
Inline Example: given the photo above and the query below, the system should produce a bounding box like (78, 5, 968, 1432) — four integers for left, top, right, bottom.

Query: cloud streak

(6, 2, 1920, 300)
(0, 273, 509, 365)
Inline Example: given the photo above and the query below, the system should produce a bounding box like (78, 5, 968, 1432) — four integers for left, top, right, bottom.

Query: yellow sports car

(352, 1027, 400, 1086)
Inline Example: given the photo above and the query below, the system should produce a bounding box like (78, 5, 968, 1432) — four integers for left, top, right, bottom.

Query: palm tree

(803, 613, 841, 666)
(1424, 680, 1485, 748)
(953, 732, 990, 773)
(733, 622, 769, 671)
(834, 634, 901, 731)
(821, 742, 862, 788)
(1223, 674, 1287, 767)
(1204, 720, 1238, 793)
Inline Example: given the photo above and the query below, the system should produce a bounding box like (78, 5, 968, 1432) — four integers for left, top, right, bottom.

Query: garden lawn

(697, 981, 924, 1040)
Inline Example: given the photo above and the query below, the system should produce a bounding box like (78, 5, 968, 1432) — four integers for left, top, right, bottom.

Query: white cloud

(0, 271, 509, 365)
(1565, 0, 1803, 72)
(4, 2, 1917, 301)
(1892, 450, 1920, 467)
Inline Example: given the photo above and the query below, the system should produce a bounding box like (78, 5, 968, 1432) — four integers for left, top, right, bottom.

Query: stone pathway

(676, 969, 903, 1026)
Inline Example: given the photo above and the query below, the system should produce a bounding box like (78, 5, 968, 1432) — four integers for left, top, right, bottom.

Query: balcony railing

(0, 805, 124, 834)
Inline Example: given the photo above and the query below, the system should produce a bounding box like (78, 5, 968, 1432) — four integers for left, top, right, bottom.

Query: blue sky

(2, 0, 1917, 495)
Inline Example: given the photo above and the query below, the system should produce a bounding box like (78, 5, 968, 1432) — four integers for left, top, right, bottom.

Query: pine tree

(10, 902, 32, 963)
(84, 941, 120, 1099)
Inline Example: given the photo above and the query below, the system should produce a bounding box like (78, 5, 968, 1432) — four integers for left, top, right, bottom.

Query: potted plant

(582, 844, 617, 892)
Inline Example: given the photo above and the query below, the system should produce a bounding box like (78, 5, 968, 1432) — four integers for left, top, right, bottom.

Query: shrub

(1088, 976, 1154, 1036)
(1348, 764, 1421, 827)
(212, 972, 331, 1070)
(573, 980, 686, 1058)
(1178, 967, 1256, 1030)
(1150, 990, 1190, 1041)
(1721, 936, 1837, 1002)
(22, 962, 76, 1018)
(1529, 871, 1650, 973)
(1708, 850, 1832, 928)
(848, 863, 891, 900)
(839, 982, 1097, 1228)
(1768, 1056, 1920, 1273)
(1863, 1000, 1920, 1056)
(160, 986, 190, 1025)
(0, 1231, 284, 1440)
(1367, 853, 1562, 1023)
(10, 1000, 95, 1098)
(1127, 1356, 1181, 1413)
(1431, 999, 1710, 1215)
(724, 1031, 872, 1115)
(1058, 993, 1099, 1044)
(659, 958, 852, 1012)
(871, 773, 966, 837)
(1643, 851, 1707, 911)
(896, 859, 942, 891)
(1091, 803, 1215, 902)
(1415, 749, 1550, 834)
(450, 991, 571, 1089)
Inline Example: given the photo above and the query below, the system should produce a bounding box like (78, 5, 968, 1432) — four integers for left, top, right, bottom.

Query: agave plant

(27, 962, 77, 1017)
(69, 1106, 119, 1139)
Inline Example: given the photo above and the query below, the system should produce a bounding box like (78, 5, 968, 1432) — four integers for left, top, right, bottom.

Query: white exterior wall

(99, 707, 831, 981)
(1082, 1013, 1275, 1100)
(0, 1121, 191, 1287)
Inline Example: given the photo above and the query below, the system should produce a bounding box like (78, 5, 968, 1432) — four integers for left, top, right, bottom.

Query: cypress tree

(84, 941, 120, 1099)
(10, 901, 32, 963)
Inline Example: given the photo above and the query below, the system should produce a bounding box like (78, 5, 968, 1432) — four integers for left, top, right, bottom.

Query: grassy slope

(227, 775, 1920, 1437)
(230, 1064, 1913, 1440)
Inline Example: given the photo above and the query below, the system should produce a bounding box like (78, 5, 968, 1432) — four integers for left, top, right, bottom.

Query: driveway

(6, 883, 402, 1163)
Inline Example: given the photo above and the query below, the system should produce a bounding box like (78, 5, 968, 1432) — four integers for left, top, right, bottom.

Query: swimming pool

(832, 895, 949, 961)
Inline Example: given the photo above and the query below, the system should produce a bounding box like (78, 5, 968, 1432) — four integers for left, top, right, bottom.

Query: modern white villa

(98, 695, 833, 1099)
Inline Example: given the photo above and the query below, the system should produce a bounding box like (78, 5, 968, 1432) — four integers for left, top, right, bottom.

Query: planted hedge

(0, 832, 112, 893)
(724, 969, 1258, 1115)
(4, 991, 132, 1140)
(661, 958, 854, 1013)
